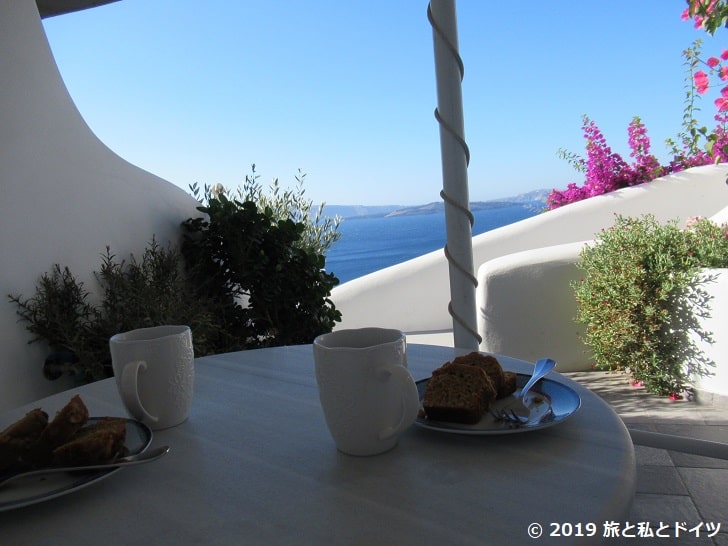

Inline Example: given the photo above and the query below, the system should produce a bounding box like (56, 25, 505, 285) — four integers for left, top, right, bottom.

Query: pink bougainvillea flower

(720, 66, 728, 80)
(695, 70, 710, 93)
(721, 49, 728, 61)
(681, 7, 690, 20)
(708, 56, 721, 67)
(685, 215, 706, 229)
(716, 97, 728, 112)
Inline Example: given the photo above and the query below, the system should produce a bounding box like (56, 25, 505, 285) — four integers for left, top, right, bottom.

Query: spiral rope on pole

(428, 1, 481, 347)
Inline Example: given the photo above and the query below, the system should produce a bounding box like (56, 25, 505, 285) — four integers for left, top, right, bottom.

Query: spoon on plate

(0, 445, 170, 488)
(500, 358, 556, 423)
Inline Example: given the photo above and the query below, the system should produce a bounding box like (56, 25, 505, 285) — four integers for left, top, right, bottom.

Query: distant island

(319, 189, 550, 219)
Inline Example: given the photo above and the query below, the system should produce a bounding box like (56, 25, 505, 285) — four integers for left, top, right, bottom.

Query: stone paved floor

(565, 371, 728, 545)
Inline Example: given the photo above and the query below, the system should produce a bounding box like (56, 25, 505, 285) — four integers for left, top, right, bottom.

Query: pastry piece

(499, 371, 518, 399)
(52, 417, 127, 466)
(26, 394, 89, 465)
(451, 352, 506, 395)
(0, 408, 49, 470)
(423, 363, 496, 424)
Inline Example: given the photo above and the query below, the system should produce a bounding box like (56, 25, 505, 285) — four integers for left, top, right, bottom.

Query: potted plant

(572, 214, 728, 397)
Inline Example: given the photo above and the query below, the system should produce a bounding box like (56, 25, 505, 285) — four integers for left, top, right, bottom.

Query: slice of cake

(451, 352, 506, 395)
(25, 394, 89, 465)
(52, 417, 127, 466)
(423, 363, 496, 424)
(0, 408, 49, 470)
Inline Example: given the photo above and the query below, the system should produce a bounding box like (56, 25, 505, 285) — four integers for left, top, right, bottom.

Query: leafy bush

(192, 165, 342, 256)
(181, 191, 341, 349)
(573, 214, 728, 395)
(9, 242, 218, 381)
(10, 170, 343, 380)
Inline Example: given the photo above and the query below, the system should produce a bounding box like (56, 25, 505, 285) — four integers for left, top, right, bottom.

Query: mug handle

(376, 365, 420, 441)
(120, 360, 159, 425)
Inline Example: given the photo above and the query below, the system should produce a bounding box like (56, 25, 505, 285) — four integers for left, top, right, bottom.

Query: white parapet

(332, 164, 728, 351)
(476, 241, 593, 372)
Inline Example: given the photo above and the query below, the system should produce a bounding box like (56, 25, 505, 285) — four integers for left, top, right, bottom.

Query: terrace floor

(565, 370, 728, 545)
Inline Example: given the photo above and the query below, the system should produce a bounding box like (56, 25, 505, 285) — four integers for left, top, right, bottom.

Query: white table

(0, 344, 635, 545)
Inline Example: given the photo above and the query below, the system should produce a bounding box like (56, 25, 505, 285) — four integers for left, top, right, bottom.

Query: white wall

(477, 241, 591, 372)
(690, 269, 728, 400)
(332, 165, 728, 341)
(0, 0, 200, 411)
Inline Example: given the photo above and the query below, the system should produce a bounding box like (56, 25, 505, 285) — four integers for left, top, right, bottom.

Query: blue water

(325, 204, 540, 283)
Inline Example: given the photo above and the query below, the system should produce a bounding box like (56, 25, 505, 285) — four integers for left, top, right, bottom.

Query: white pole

(429, 0, 479, 350)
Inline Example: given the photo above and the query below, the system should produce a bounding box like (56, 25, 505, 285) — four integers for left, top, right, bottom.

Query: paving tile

(677, 468, 728, 524)
(633, 444, 674, 467)
(636, 465, 688, 495)
(616, 494, 709, 545)
(627, 492, 701, 523)
(564, 369, 728, 540)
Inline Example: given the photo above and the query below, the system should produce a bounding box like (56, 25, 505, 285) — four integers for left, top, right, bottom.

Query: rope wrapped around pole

(428, 0, 481, 348)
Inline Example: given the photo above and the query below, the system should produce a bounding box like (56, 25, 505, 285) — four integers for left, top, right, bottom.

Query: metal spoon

(520, 358, 557, 401)
(0, 445, 170, 488)
(503, 358, 557, 423)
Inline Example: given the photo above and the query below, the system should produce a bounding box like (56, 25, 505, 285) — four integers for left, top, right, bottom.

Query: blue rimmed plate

(0, 418, 152, 512)
(415, 372, 581, 435)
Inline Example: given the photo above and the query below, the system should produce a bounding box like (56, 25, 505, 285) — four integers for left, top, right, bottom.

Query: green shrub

(9, 242, 218, 381)
(181, 192, 341, 349)
(573, 214, 728, 396)
(190, 165, 342, 256)
(10, 170, 342, 380)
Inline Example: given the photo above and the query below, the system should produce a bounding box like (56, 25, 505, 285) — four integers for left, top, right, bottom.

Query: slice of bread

(52, 417, 127, 466)
(0, 396, 129, 470)
(0, 408, 49, 470)
(451, 352, 506, 394)
(445, 352, 518, 400)
(25, 394, 89, 465)
(423, 363, 496, 424)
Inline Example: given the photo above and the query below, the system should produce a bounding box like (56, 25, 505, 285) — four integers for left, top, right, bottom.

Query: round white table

(0, 344, 635, 545)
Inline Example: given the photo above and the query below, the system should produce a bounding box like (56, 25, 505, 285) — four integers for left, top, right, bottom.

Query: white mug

(110, 325, 194, 430)
(313, 328, 420, 456)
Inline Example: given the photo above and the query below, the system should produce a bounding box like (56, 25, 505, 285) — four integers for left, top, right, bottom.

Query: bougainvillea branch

(547, 2, 728, 210)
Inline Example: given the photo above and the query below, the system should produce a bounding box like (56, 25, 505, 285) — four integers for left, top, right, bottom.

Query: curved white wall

(332, 164, 728, 342)
(0, 0, 200, 410)
(477, 241, 591, 372)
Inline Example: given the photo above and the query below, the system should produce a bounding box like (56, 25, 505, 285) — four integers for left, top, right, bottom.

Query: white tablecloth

(0, 344, 635, 545)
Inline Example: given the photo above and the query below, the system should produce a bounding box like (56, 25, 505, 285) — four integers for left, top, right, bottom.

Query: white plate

(415, 372, 581, 435)
(0, 418, 152, 511)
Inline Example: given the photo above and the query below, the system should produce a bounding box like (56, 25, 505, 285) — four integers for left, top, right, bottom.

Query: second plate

(415, 372, 581, 435)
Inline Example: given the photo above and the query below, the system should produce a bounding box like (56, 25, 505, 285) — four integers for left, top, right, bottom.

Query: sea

(324, 203, 541, 283)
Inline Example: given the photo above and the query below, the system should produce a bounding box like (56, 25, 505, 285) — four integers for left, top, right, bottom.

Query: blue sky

(42, 0, 723, 205)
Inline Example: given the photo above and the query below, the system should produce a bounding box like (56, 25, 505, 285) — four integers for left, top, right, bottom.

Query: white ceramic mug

(313, 328, 420, 456)
(110, 325, 194, 430)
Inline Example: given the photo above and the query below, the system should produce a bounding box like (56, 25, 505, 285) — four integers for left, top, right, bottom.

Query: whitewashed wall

(0, 0, 200, 411)
(332, 165, 728, 346)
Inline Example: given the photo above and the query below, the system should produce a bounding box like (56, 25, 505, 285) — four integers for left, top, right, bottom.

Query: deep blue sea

(324, 204, 540, 283)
